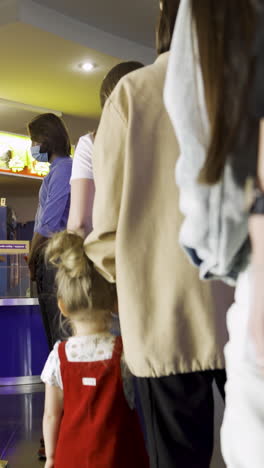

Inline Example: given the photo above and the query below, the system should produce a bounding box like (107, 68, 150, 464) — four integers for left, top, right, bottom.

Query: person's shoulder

(59, 156, 73, 173)
(44, 341, 61, 363)
(108, 55, 168, 115)
(51, 158, 72, 184)
(126, 53, 168, 91)
(53, 340, 62, 354)
(110, 64, 148, 100)
(83, 132, 94, 143)
(115, 55, 167, 94)
(76, 133, 94, 153)
(78, 133, 94, 145)
(105, 67, 147, 122)
(54, 156, 72, 167)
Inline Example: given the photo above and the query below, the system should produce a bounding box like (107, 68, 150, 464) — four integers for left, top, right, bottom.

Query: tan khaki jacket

(85, 53, 229, 377)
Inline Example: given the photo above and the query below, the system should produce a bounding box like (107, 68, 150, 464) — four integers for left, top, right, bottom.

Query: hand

(44, 457, 54, 468)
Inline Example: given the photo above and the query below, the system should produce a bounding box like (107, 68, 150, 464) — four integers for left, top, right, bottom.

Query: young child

(41, 231, 149, 468)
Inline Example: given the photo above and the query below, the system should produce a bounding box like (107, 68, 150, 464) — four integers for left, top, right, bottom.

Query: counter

(0, 297, 49, 386)
(0, 298, 39, 306)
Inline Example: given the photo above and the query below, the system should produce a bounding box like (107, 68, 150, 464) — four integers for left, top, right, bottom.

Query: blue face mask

(30, 145, 49, 163)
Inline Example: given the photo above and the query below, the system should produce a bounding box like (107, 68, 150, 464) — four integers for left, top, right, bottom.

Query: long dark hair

(192, 0, 259, 186)
(156, 0, 180, 55)
(28, 113, 71, 158)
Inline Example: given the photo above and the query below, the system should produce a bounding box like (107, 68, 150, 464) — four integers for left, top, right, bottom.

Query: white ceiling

(0, 0, 157, 142)
(34, 0, 159, 48)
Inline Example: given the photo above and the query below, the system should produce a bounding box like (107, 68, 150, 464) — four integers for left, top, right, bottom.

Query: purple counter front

(0, 299, 49, 385)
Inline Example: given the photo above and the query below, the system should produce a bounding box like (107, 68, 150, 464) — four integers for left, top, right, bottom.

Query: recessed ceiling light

(80, 62, 95, 72)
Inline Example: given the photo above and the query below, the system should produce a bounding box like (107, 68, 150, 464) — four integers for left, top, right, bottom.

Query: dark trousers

(35, 253, 67, 351)
(136, 369, 226, 468)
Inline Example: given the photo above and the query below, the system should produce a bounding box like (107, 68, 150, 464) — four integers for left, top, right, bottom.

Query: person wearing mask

(165, 1, 264, 466)
(28, 113, 72, 351)
(84, 1, 230, 466)
(67, 61, 144, 239)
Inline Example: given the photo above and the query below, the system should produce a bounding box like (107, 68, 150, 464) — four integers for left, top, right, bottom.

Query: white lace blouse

(41, 334, 134, 409)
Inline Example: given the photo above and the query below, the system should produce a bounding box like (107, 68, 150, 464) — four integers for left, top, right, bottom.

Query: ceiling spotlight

(80, 62, 95, 72)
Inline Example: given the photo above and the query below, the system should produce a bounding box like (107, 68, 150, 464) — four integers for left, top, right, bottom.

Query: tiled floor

(0, 382, 226, 467)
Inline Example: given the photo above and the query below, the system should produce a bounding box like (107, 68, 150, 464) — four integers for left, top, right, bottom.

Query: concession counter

(0, 130, 49, 385)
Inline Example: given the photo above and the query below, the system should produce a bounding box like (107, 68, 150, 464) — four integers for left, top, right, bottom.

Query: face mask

(30, 145, 49, 163)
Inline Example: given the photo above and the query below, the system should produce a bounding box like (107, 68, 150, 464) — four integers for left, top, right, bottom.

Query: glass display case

(0, 205, 34, 298)
(0, 208, 48, 385)
(0, 242, 32, 299)
(0, 129, 75, 384)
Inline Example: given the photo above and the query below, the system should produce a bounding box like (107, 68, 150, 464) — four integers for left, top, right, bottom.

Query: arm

(28, 165, 71, 279)
(43, 383, 63, 468)
(67, 178, 95, 238)
(84, 98, 126, 282)
(248, 119, 264, 363)
(28, 232, 47, 280)
(39, 175, 70, 238)
(67, 134, 95, 237)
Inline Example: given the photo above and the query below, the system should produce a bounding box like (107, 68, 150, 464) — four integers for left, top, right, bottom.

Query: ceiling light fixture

(80, 62, 95, 72)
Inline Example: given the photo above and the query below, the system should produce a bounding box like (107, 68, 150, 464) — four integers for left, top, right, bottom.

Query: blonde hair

(45, 231, 116, 327)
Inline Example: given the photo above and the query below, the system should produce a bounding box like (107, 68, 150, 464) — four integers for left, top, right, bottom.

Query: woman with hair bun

(41, 231, 149, 468)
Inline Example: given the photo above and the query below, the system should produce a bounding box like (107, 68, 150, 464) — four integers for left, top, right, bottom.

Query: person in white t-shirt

(67, 132, 95, 237)
(67, 61, 144, 238)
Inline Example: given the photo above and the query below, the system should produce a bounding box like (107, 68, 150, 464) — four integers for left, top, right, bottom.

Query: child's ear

(58, 298, 68, 317)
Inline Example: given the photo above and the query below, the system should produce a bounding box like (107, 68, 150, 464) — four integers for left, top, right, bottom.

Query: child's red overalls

(55, 336, 149, 467)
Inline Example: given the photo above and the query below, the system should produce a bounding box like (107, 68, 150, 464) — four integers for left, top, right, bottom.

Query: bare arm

(84, 99, 126, 283)
(67, 178, 95, 238)
(248, 119, 264, 363)
(43, 383, 63, 468)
